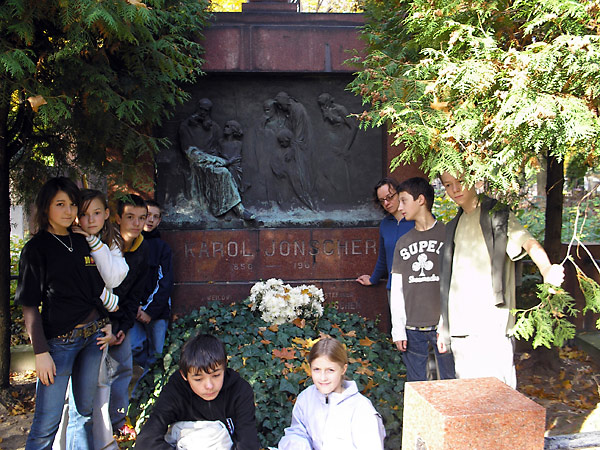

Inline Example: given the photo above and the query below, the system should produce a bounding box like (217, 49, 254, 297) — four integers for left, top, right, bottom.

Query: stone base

(402, 377, 546, 450)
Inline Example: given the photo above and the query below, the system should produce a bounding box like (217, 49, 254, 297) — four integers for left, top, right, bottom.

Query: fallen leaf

(292, 318, 306, 328)
(268, 324, 279, 332)
(260, 339, 271, 345)
(272, 348, 296, 361)
(344, 330, 357, 337)
(359, 337, 375, 347)
(363, 378, 377, 392)
(356, 366, 374, 376)
(231, 310, 237, 317)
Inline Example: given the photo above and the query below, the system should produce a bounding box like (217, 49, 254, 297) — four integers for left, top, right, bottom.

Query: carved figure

(274, 92, 314, 193)
(262, 99, 286, 133)
(178, 99, 254, 221)
(271, 128, 315, 210)
(316, 93, 358, 195)
(219, 120, 244, 190)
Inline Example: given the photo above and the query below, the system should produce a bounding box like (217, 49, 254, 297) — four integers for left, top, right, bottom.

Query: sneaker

(116, 423, 137, 440)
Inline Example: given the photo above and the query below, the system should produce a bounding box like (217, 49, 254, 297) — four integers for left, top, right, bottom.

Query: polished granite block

(402, 377, 546, 450)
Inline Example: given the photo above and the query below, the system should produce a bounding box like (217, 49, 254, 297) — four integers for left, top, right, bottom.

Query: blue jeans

(130, 319, 168, 369)
(26, 330, 103, 450)
(402, 329, 455, 382)
(107, 332, 133, 431)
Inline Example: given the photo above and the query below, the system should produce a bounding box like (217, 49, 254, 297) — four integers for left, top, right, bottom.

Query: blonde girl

(278, 337, 386, 450)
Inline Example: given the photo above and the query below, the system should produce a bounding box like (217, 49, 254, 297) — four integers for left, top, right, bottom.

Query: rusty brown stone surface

(163, 228, 380, 282)
(202, 12, 366, 72)
(402, 378, 546, 450)
(163, 228, 392, 331)
(169, 278, 391, 331)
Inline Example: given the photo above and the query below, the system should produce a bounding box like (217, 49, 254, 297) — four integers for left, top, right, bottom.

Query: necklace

(50, 232, 74, 252)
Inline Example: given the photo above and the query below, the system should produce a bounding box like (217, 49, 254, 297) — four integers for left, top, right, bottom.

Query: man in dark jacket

(130, 200, 173, 376)
(135, 334, 260, 450)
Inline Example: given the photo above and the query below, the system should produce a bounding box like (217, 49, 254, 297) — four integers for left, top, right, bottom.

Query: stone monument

(153, 5, 423, 327)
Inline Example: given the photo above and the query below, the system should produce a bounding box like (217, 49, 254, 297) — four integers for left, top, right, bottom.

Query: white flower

(249, 278, 325, 325)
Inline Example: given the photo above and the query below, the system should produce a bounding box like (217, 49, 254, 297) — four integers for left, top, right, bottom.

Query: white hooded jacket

(278, 380, 385, 450)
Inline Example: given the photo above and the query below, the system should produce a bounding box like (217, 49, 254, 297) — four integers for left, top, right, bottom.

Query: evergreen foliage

(512, 284, 578, 348)
(349, 0, 600, 199)
(1, 0, 210, 200)
(130, 300, 406, 449)
(351, 0, 600, 347)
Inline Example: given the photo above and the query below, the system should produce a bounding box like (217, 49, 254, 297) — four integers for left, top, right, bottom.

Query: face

(440, 172, 478, 210)
(310, 356, 347, 395)
(376, 183, 399, 215)
(144, 205, 162, 232)
(79, 198, 109, 236)
(116, 205, 147, 243)
(397, 191, 421, 221)
(181, 364, 225, 401)
(263, 103, 274, 117)
(47, 190, 77, 234)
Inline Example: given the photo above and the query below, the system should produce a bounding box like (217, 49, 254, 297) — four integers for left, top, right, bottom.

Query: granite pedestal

(402, 377, 546, 450)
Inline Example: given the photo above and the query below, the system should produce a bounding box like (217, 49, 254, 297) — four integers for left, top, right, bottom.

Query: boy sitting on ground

(135, 333, 260, 450)
(390, 177, 455, 381)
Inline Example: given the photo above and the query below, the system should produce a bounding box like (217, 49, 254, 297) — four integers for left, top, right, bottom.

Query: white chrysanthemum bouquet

(249, 278, 325, 325)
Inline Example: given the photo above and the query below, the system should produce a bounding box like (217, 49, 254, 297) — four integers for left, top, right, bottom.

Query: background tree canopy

(349, 0, 600, 197)
(0, 0, 210, 387)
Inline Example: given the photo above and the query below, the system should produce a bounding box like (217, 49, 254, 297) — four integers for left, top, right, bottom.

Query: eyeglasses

(378, 192, 397, 204)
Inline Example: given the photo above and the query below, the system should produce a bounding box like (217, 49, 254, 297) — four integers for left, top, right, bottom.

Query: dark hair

(34, 177, 80, 233)
(145, 199, 162, 212)
(372, 177, 400, 211)
(397, 177, 435, 211)
(179, 333, 227, 375)
(308, 336, 348, 367)
(79, 189, 123, 251)
(116, 193, 147, 217)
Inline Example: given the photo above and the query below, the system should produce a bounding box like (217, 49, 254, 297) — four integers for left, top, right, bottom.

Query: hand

(356, 275, 373, 286)
(35, 352, 56, 386)
(541, 264, 565, 287)
(437, 334, 448, 354)
(137, 310, 151, 324)
(71, 225, 90, 237)
(395, 340, 407, 352)
(97, 323, 114, 350)
(113, 330, 125, 346)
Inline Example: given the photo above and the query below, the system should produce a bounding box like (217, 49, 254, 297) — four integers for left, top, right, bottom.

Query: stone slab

(170, 279, 390, 331)
(163, 228, 379, 282)
(203, 12, 365, 73)
(402, 377, 546, 450)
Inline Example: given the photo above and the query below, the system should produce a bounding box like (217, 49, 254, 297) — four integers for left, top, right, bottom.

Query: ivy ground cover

(129, 299, 406, 449)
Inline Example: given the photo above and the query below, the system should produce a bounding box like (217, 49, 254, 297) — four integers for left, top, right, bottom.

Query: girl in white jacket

(278, 337, 386, 450)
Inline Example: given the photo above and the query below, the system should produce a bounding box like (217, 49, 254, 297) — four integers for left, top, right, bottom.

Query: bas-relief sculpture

(179, 99, 255, 221)
(160, 78, 384, 227)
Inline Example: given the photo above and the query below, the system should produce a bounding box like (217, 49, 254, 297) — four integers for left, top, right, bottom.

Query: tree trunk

(544, 154, 564, 263)
(0, 91, 12, 388)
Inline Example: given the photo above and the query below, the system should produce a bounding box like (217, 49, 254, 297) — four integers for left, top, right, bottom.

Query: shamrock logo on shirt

(412, 253, 433, 276)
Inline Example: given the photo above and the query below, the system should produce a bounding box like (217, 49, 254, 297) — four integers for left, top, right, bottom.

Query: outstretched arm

(523, 238, 565, 286)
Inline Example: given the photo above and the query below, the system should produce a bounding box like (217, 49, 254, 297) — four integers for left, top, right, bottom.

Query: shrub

(129, 299, 406, 449)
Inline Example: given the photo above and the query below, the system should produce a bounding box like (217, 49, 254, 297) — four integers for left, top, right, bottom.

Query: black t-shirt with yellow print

(15, 230, 106, 339)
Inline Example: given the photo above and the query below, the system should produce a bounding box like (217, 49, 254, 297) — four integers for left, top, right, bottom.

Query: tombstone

(153, 5, 424, 328)
(402, 377, 546, 450)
